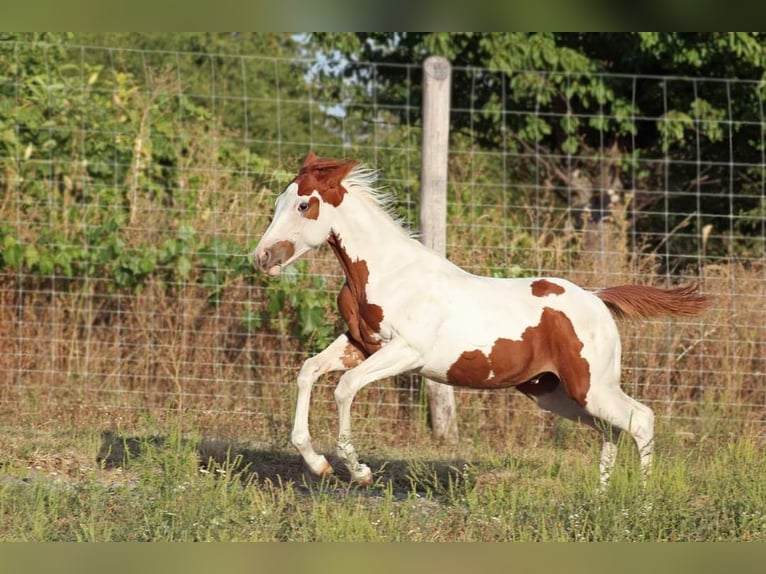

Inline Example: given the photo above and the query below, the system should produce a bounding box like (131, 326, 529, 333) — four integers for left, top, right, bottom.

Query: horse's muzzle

(253, 240, 295, 276)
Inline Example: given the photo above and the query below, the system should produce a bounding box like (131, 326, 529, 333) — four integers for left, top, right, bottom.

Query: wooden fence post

(420, 56, 459, 444)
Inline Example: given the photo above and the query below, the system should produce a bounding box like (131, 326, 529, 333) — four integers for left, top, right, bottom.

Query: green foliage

(0, 33, 348, 351)
(263, 261, 337, 353)
(0, 36, 269, 287)
(308, 32, 766, 263)
(735, 199, 766, 258)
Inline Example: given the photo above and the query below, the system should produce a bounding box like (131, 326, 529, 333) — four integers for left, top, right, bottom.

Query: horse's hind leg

(584, 386, 655, 485)
(522, 381, 622, 486)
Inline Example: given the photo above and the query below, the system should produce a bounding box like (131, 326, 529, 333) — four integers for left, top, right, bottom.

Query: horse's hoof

(305, 456, 333, 479)
(353, 464, 373, 487)
(317, 458, 334, 478)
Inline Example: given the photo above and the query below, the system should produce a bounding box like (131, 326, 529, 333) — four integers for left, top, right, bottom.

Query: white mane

(341, 165, 417, 238)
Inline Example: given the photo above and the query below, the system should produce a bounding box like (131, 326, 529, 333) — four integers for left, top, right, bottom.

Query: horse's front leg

(333, 338, 423, 486)
(292, 333, 364, 478)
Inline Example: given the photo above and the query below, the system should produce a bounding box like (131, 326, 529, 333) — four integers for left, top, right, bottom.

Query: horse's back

(412, 273, 620, 392)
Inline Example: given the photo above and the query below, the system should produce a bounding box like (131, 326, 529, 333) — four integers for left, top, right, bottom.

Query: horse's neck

(327, 193, 427, 279)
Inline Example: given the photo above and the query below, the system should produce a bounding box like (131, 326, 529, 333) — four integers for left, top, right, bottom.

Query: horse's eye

(297, 202, 310, 213)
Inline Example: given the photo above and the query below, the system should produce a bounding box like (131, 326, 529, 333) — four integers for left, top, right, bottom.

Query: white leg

(598, 438, 619, 488)
(523, 383, 622, 486)
(291, 333, 364, 477)
(585, 389, 655, 486)
(333, 338, 423, 485)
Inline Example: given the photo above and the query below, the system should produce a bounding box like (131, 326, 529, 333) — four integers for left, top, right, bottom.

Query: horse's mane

(341, 165, 417, 238)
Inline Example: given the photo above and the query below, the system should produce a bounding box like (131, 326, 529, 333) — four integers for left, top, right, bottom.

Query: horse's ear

(327, 159, 357, 184)
(302, 150, 318, 168)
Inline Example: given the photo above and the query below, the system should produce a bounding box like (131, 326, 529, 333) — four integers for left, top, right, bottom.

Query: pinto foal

(253, 152, 709, 487)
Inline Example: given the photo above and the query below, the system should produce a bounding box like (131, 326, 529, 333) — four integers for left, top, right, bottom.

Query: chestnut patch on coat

(341, 338, 367, 368)
(531, 279, 565, 297)
(444, 349, 491, 385)
(293, 151, 357, 207)
(445, 307, 591, 405)
(328, 233, 384, 356)
(304, 196, 320, 220)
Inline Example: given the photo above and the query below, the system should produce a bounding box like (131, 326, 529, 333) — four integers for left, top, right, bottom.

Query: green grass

(0, 420, 764, 541)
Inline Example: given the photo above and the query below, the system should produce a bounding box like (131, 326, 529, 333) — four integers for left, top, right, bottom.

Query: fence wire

(0, 40, 764, 444)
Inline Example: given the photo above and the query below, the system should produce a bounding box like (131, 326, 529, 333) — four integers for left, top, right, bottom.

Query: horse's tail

(594, 282, 710, 320)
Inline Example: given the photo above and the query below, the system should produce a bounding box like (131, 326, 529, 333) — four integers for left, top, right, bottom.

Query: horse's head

(252, 151, 357, 276)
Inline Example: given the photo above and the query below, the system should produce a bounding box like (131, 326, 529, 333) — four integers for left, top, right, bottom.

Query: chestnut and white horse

(252, 152, 709, 487)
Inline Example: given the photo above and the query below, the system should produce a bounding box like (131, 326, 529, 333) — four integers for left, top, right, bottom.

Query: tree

(307, 33, 766, 263)
(0, 33, 326, 289)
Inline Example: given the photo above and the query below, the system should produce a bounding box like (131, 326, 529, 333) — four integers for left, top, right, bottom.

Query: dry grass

(1, 219, 764, 449)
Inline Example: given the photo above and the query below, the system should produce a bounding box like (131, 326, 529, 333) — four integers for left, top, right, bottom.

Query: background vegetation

(0, 33, 764, 540)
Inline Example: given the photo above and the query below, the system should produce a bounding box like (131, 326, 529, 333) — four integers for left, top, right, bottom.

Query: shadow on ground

(96, 430, 470, 495)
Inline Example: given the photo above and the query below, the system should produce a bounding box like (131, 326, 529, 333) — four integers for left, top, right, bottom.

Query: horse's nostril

(253, 241, 294, 274)
(252, 247, 271, 270)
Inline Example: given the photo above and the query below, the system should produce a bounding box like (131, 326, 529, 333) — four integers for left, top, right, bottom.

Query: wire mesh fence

(0, 38, 764, 445)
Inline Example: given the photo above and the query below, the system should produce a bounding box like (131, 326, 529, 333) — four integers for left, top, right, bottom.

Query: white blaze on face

(252, 182, 298, 274)
(252, 182, 332, 275)
(268, 182, 300, 237)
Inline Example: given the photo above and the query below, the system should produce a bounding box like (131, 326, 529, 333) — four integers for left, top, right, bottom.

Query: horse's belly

(419, 348, 547, 390)
(417, 305, 595, 405)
